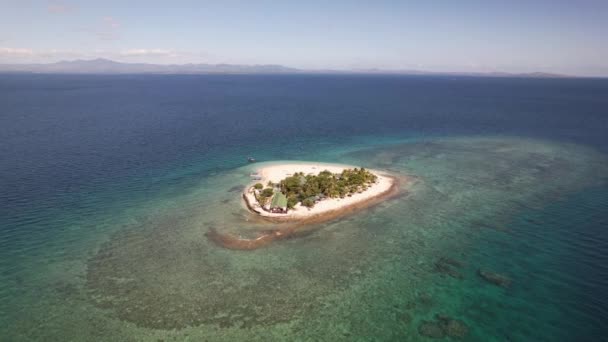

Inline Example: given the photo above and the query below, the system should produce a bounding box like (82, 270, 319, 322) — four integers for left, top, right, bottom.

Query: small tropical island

(243, 163, 396, 221)
(207, 162, 405, 250)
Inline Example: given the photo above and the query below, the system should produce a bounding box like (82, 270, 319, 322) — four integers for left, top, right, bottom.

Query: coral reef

(418, 314, 469, 339)
(478, 269, 512, 288)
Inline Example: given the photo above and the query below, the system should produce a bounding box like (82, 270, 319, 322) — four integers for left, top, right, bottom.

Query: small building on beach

(270, 192, 288, 213)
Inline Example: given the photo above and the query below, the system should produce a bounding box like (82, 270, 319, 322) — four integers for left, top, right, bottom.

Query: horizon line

(1, 58, 604, 78)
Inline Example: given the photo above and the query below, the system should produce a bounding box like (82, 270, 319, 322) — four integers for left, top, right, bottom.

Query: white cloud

(0, 47, 34, 56)
(0, 47, 88, 63)
(0, 47, 190, 64)
(120, 49, 178, 57)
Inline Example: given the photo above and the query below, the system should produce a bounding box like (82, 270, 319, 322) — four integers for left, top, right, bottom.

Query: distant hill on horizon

(0, 58, 299, 75)
(0, 58, 575, 77)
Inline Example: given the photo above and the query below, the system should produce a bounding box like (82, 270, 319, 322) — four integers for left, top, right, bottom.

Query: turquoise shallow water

(2, 135, 607, 341)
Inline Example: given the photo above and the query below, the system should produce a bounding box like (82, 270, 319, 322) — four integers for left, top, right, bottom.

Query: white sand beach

(243, 162, 395, 220)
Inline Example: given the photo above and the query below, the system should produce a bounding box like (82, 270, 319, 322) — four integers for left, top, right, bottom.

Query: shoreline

(207, 162, 412, 250)
(243, 162, 396, 221)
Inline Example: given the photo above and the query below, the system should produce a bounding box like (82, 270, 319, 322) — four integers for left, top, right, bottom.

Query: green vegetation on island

(256, 187, 274, 206)
(277, 168, 377, 209)
(252, 168, 378, 212)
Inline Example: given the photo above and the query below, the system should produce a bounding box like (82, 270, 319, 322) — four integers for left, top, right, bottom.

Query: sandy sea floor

(3, 136, 608, 341)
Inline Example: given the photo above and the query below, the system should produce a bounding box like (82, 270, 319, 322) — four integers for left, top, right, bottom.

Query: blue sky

(1, 0, 607, 75)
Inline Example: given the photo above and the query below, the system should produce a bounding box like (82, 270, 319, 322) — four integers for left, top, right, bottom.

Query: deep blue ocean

(1, 74, 607, 341)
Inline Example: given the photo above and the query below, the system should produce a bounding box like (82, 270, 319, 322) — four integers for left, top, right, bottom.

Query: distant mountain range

(0, 58, 299, 74)
(348, 68, 570, 78)
(0, 58, 572, 77)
